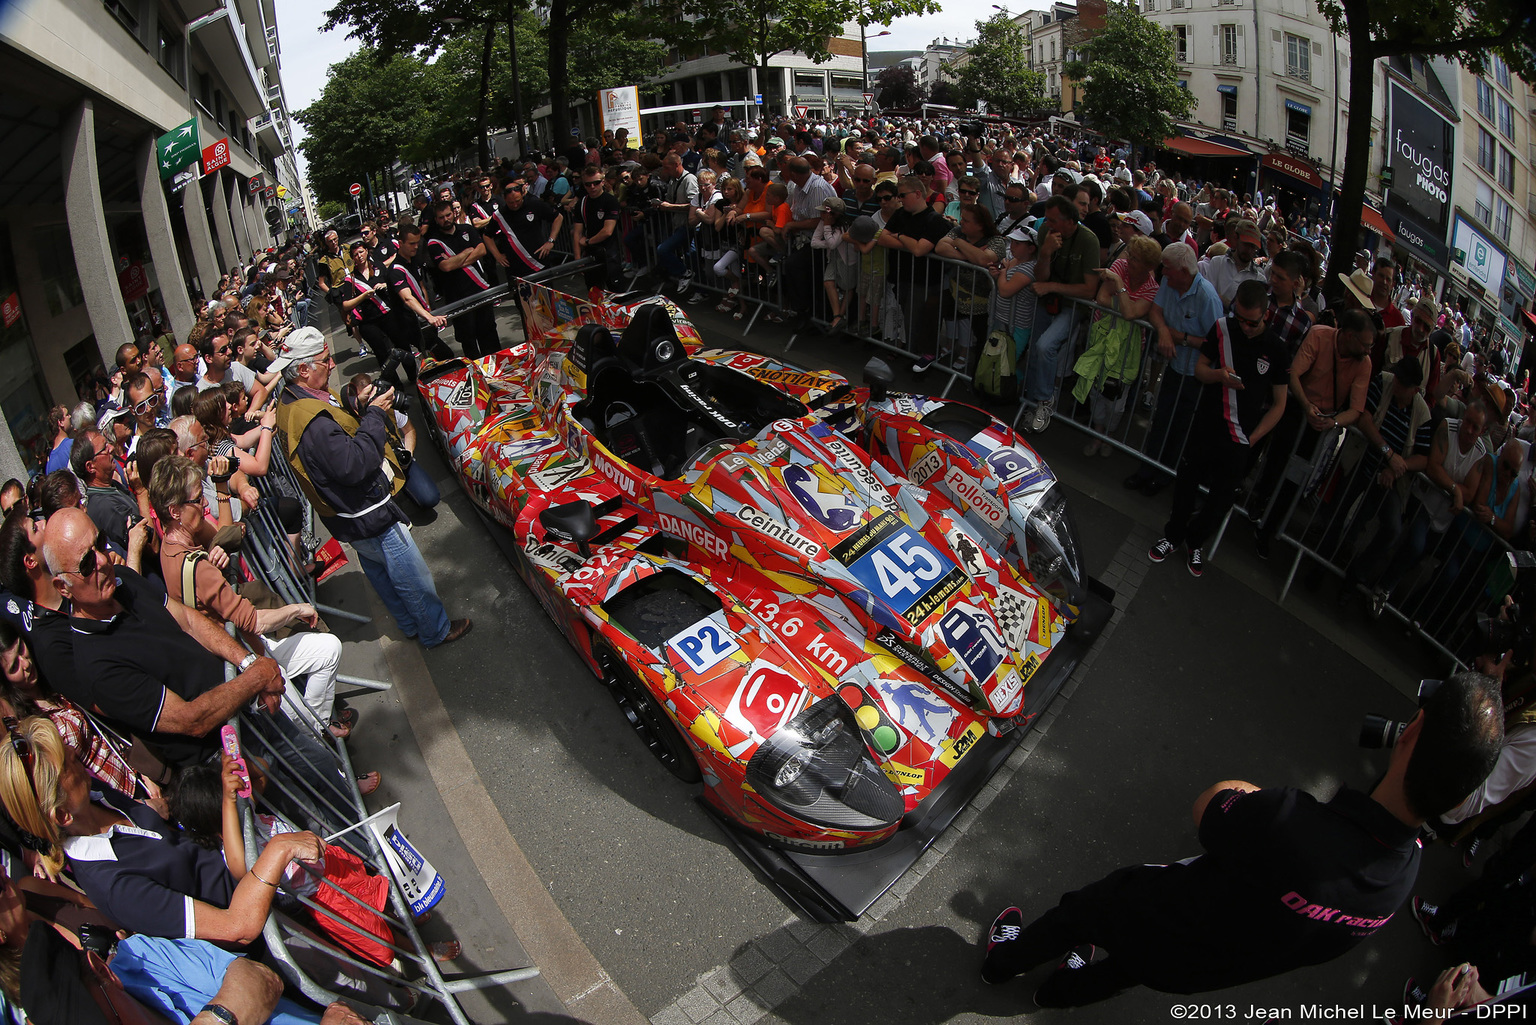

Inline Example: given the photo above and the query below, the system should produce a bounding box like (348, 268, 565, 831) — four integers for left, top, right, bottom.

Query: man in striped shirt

(425, 199, 501, 360)
(1149, 280, 1290, 578)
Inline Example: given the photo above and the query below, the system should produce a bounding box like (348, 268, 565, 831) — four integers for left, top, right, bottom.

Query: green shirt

(1044, 224, 1100, 285)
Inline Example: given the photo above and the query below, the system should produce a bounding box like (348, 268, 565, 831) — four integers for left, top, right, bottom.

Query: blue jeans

(350, 521, 451, 645)
(657, 225, 692, 279)
(1024, 305, 1082, 404)
(405, 460, 441, 508)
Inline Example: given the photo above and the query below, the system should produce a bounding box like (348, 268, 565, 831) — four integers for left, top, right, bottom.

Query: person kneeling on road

(271, 327, 470, 649)
(980, 670, 1503, 1007)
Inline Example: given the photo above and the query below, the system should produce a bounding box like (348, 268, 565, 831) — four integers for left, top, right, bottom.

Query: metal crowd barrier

(217, 498, 543, 1021)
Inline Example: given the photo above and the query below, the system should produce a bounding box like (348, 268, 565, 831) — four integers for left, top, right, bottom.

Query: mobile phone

(1227, 373, 1242, 383)
(220, 724, 252, 799)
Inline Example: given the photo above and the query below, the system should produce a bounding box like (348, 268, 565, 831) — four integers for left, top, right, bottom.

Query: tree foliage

(1066, 2, 1193, 149)
(953, 14, 1047, 117)
(681, 0, 940, 112)
(873, 65, 924, 110)
(295, 51, 425, 205)
(1315, 0, 1536, 293)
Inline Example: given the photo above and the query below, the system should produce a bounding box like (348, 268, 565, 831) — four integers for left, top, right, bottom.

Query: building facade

(0, 0, 302, 478)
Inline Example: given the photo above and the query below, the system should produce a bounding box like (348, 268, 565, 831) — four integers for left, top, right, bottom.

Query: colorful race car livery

(417, 279, 1111, 919)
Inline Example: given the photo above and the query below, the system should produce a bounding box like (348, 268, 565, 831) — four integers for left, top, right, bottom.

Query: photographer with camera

(342, 373, 438, 512)
(273, 328, 469, 649)
(981, 671, 1503, 1008)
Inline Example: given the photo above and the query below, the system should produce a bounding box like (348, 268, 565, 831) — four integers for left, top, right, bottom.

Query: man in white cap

(272, 327, 471, 649)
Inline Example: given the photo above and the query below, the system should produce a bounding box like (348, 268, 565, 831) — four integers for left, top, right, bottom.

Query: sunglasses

(584, 180, 603, 187)
(506, 186, 525, 194)
(3, 715, 38, 810)
(959, 189, 979, 196)
(1235, 313, 1266, 330)
(66, 532, 107, 577)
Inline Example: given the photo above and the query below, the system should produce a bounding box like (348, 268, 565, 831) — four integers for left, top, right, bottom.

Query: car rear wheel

(598, 649, 702, 783)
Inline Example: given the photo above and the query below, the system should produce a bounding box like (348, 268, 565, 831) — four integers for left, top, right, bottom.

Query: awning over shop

(1524, 308, 1536, 331)
(1162, 136, 1251, 158)
(1261, 152, 1326, 191)
(1360, 205, 1396, 243)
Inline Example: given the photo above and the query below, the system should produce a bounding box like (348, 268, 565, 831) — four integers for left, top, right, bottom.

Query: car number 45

(869, 533, 945, 598)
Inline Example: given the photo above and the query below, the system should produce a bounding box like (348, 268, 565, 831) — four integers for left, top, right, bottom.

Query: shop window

(1222, 91, 1238, 131)
(33, 224, 84, 318)
(1286, 108, 1310, 157)
(794, 71, 826, 94)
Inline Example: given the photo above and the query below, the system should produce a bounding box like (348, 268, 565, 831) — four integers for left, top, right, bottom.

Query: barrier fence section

(204, 430, 540, 1022)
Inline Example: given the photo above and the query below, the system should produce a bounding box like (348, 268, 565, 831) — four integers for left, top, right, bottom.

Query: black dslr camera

(342, 375, 409, 418)
(1360, 678, 1443, 748)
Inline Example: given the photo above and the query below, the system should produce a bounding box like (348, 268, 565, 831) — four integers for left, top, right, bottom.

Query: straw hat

(1337, 269, 1378, 310)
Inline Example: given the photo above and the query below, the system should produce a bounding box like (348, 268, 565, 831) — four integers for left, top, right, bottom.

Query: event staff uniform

(423, 221, 500, 359)
(983, 786, 1420, 1003)
(386, 257, 450, 366)
(577, 186, 624, 293)
(492, 194, 560, 279)
(336, 262, 399, 366)
(1163, 315, 1290, 555)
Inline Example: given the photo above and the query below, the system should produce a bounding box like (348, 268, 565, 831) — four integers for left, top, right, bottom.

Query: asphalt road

(346, 296, 1475, 1023)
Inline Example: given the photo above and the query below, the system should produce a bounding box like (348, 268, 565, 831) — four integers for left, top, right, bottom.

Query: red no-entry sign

(349, 182, 362, 196)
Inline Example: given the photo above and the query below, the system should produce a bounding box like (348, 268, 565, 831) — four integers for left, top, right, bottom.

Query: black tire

(598, 649, 702, 783)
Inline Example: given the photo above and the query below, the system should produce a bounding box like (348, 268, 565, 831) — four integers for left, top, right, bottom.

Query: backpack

(973, 329, 1019, 402)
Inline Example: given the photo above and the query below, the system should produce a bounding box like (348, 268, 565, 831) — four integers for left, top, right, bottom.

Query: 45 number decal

(847, 528, 954, 613)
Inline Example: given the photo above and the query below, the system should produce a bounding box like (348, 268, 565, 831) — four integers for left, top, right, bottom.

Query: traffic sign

(863, 91, 875, 106)
(155, 118, 199, 181)
(201, 137, 230, 175)
(754, 93, 763, 104)
(794, 104, 809, 118)
(349, 182, 362, 196)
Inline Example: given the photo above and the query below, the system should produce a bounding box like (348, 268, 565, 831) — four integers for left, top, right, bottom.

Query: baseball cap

(97, 405, 133, 431)
(267, 325, 328, 373)
(766, 137, 785, 148)
(1233, 220, 1263, 245)
(1413, 295, 1442, 321)
(1007, 224, 1039, 244)
(819, 197, 846, 215)
(1116, 210, 1154, 236)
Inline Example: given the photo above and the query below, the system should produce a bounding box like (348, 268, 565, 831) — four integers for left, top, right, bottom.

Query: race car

(417, 280, 1112, 920)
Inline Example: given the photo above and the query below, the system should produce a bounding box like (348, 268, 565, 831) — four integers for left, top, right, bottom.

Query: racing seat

(572, 323, 618, 378)
(618, 302, 687, 375)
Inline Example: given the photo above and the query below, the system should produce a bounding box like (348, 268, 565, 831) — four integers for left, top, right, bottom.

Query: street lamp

(862, 25, 892, 108)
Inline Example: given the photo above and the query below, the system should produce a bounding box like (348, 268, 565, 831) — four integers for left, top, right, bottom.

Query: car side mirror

(539, 500, 598, 557)
(863, 358, 895, 403)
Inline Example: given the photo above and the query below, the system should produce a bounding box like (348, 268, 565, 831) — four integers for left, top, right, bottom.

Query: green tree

(872, 65, 924, 110)
(681, 0, 940, 114)
(295, 51, 425, 205)
(953, 14, 1047, 117)
(1314, 0, 1536, 294)
(1065, 2, 1193, 150)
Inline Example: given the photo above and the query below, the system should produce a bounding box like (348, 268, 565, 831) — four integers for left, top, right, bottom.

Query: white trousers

(263, 631, 343, 725)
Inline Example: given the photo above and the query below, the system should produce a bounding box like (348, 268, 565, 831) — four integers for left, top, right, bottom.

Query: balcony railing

(1221, 52, 1239, 65)
(1285, 65, 1310, 83)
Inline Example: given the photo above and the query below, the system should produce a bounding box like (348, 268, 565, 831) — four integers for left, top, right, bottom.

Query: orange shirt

(1292, 324, 1372, 417)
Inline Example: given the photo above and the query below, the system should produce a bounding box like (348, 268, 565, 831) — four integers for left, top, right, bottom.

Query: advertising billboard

(599, 86, 642, 141)
(1452, 215, 1506, 294)
(1385, 82, 1453, 240)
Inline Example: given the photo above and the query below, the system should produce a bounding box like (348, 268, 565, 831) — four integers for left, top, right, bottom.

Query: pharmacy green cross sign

(156, 118, 200, 181)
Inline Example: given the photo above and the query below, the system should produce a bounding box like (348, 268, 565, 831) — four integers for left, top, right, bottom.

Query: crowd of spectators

(0, 238, 471, 1021)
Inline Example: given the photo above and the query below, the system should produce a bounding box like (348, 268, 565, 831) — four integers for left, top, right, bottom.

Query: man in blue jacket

(273, 327, 470, 648)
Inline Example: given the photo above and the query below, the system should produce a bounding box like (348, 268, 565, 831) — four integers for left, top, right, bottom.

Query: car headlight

(1019, 485, 1086, 613)
(745, 699, 905, 832)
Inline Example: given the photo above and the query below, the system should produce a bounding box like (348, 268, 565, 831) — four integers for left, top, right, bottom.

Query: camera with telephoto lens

(1359, 678, 1444, 748)
(343, 374, 409, 418)
(1474, 596, 1533, 669)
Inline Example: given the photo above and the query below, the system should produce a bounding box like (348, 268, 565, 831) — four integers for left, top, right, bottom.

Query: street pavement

(314, 293, 1478, 1024)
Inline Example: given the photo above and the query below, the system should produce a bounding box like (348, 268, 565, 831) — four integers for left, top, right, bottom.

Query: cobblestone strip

(649, 524, 1159, 1025)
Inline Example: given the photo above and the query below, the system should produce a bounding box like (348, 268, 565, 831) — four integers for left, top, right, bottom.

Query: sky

(273, 0, 993, 182)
